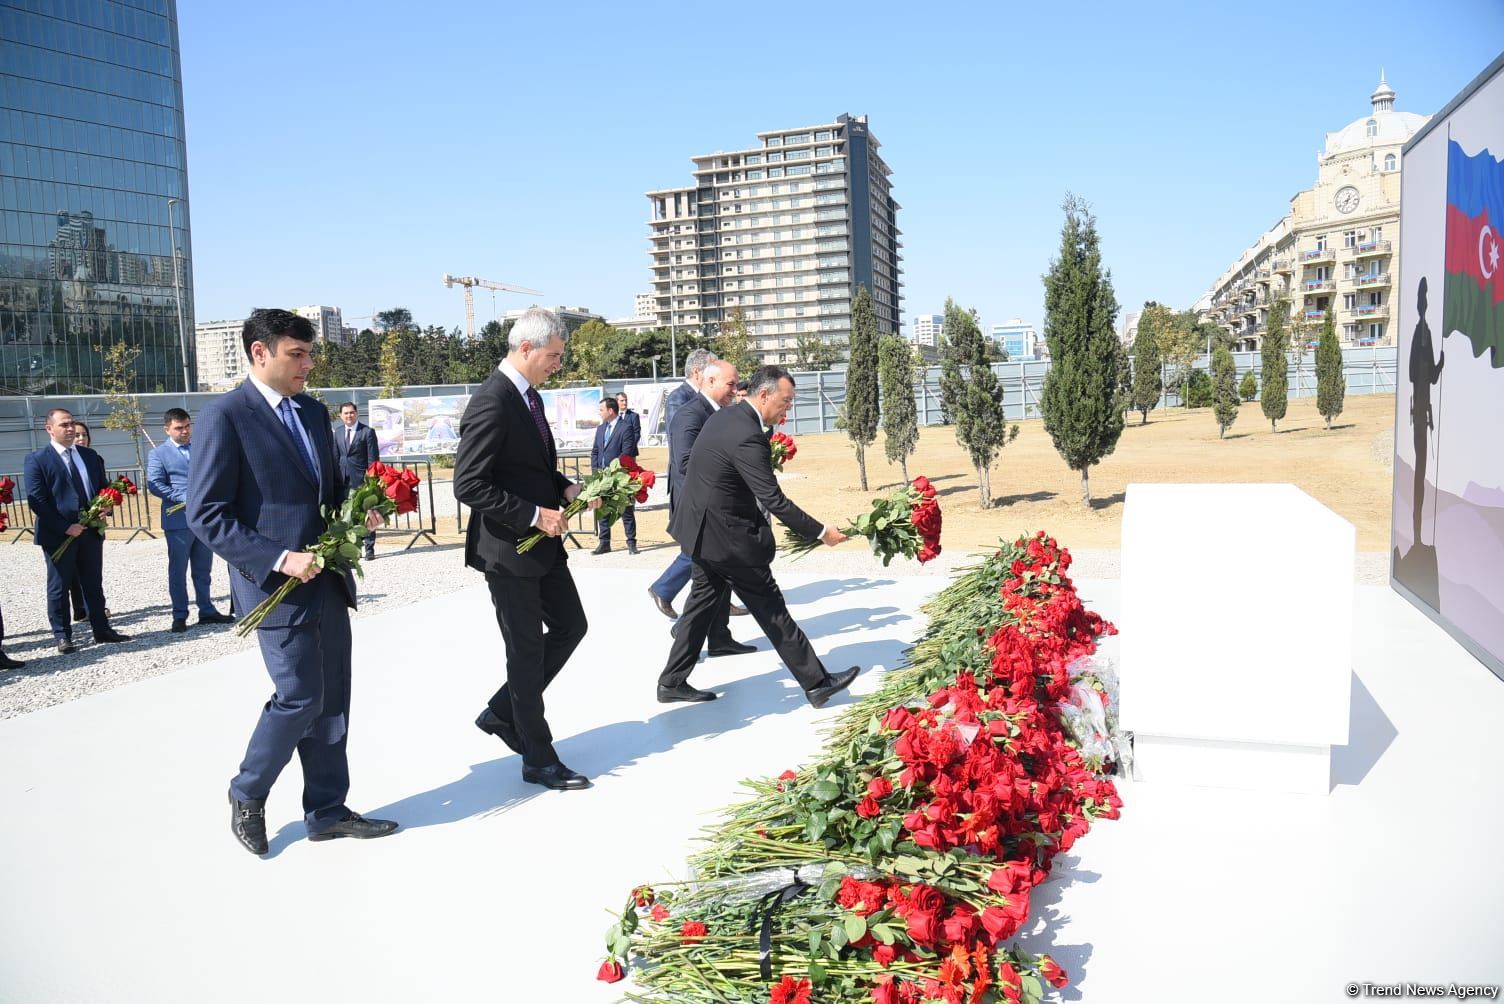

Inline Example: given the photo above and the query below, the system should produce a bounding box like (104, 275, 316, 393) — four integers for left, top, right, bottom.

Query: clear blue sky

(180, 1, 1504, 336)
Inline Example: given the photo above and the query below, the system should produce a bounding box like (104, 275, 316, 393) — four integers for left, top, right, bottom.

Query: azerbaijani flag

(1444, 139, 1504, 367)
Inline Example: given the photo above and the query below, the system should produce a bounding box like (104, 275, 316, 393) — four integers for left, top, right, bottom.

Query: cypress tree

(1211, 343, 1240, 438)
(1238, 369, 1257, 402)
(878, 333, 918, 483)
(1130, 304, 1164, 424)
(1260, 299, 1289, 431)
(1315, 308, 1345, 429)
(1041, 194, 1124, 505)
(939, 297, 1016, 506)
(844, 285, 881, 490)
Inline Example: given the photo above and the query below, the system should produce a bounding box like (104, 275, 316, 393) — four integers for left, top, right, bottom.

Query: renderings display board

(367, 387, 605, 455)
(1392, 52, 1504, 681)
(620, 381, 679, 448)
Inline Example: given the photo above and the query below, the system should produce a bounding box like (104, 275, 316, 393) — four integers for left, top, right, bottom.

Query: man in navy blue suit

(649, 348, 718, 617)
(147, 407, 233, 634)
(188, 309, 395, 856)
(590, 396, 638, 554)
(23, 408, 132, 654)
(334, 401, 382, 560)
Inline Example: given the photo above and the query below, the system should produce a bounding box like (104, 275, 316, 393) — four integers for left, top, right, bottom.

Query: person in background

(334, 402, 381, 560)
(615, 391, 641, 447)
(590, 396, 639, 555)
(147, 408, 233, 633)
(68, 421, 95, 623)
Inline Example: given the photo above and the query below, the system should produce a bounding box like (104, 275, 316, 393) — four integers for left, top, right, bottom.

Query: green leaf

(829, 920, 848, 950)
(893, 854, 925, 875)
(810, 778, 841, 803)
(808, 927, 822, 956)
(338, 543, 361, 560)
(1021, 974, 1043, 1004)
(843, 914, 866, 943)
(808, 961, 827, 986)
(871, 923, 895, 946)
(803, 810, 828, 842)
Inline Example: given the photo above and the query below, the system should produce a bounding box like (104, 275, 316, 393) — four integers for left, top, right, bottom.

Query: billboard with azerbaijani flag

(1392, 51, 1504, 682)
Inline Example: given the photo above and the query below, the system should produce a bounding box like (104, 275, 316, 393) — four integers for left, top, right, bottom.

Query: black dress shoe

(728, 603, 750, 616)
(229, 790, 268, 856)
(170, 618, 188, 633)
(649, 589, 678, 620)
(0, 652, 24, 669)
(707, 640, 756, 657)
(591, 543, 611, 555)
(308, 810, 399, 841)
(475, 708, 524, 755)
(806, 666, 861, 709)
(72, 611, 88, 623)
(364, 548, 376, 561)
(197, 611, 235, 625)
(657, 683, 717, 703)
(627, 544, 639, 555)
(94, 629, 131, 643)
(522, 762, 591, 790)
(57, 639, 76, 655)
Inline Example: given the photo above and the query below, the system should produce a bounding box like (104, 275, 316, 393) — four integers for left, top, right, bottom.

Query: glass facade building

(0, 0, 194, 394)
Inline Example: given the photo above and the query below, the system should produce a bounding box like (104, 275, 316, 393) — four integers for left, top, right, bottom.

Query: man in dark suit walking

(649, 348, 719, 618)
(656, 366, 860, 707)
(189, 309, 396, 856)
(454, 307, 601, 792)
(23, 408, 131, 654)
(334, 401, 382, 560)
(663, 347, 717, 433)
(590, 396, 638, 554)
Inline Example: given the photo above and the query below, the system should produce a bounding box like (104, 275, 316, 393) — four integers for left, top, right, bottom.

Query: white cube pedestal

(1119, 484, 1354, 795)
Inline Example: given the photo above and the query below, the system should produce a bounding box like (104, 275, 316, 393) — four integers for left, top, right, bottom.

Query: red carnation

(596, 959, 624, 983)
(770, 975, 812, 1004)
(680, 920, 707, 944)
(649, 903, 670, 922)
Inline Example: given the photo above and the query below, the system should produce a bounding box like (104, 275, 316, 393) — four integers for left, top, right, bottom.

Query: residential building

(502, 305, 602, 334)
(634, 292, 656, 320)
(1199, 75, 1427, 350)
(910, 313, 942, 350)
(644, 113, 903, 365)
(1119, 310, 1141, 347)
(295, 305, 346, 345)
(195, 318, 248, 391)
(0, 0, 197, 394)
(990, 319, 1043, 360)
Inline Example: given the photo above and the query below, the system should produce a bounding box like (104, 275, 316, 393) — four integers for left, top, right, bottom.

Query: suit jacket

(187, 379, 355, 628)
(24, 443, 108, 552)
(590, 417, 634, 473)
(666, 392, 714, 511)
(453, 368, 573, 577)
(618, 410, 641, 457)
(667, 401, 822, 566)
(146, 438, 193, 531)
(333, 420, 380, 490)
(664, 380, 696, 433)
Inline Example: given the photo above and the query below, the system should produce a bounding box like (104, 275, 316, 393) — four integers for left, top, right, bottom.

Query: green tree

(376, 307, 414, 333)
(379, 326, 402, 398)
(878, 334, 918, 482)
(794, 332, 843, 371)
(1185, 369, 1214, 407)
(99, 340, 146, 473)
(714, 305, 757, 374)
(1041, 194, 1124, 505)
(1211, 343, 1240, 438)
(1238, 369, 1257, 402)
(844, 286, 881, 491)
(1260, 299, 1289, 430)
(1315, 308, 1345, 429)
(1130, 302, 1167, 424)
(939, 298, 1018, 506)
(561, 319, 619, 384)
(1157, 311, 1203, 407)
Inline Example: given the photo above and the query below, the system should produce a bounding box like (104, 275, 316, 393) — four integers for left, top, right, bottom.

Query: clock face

(1335, 186, 1360, 214)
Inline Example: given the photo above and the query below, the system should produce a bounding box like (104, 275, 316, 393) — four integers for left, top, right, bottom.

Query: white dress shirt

(51, 440, 93, 499)
(248, 373, 321, 575)
(498, 359, 546, 528)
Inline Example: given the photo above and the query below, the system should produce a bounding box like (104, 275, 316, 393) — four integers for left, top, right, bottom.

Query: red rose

(400, 468, 420, 488)
(855, 796, 883, 819)
(873, 944, 898, 969)
(905, 909, 940, 945)
(872, 976, 899, 1003)
(680, 920, 707, 944)
(100, 487, 123, 506)
(365, 461, 388, 478)
(649, 903, 670, 922)
(632, 885, 655, 906)
(778, 769, 797, 781)
(635, 487, 649, 504)
(867, 777, 893, 799)
(917, 542, 941, 563)
(619, 454, 640, 472)
(911, 502, 942, 537)
(596, 959, 624, 983)
(0, 511, 8, 532)
(911, 475, 936, 499)
(881, 707, 916, 732)
(979, 906, 1020, 943)
(987, 859, 1033, 896)
(386, 479, 418, 514)
(636, 468, 657, 490)
(1039, 956, 1068, 988)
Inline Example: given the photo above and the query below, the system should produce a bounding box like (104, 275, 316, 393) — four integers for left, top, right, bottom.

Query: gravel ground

(0, 536, 1391, 720)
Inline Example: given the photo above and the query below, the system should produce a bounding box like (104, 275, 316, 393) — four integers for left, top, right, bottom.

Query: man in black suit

(23, 408, 131, 654)
(590, 396, 638, 555)
(614, 391, 641, 449)
(454, 307, 600, 791)
(656, 366, 860, 708)
(334, 402, 382, 560)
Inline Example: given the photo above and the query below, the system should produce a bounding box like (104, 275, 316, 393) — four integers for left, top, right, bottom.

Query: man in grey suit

(146, 407, 232, 633)
(334, 401, 381, 560)
(189, 309, 395, 856)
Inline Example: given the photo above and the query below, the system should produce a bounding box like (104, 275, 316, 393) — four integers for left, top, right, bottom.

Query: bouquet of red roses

(235, 462, 422, 636)
(515, 454, 656, 555)
(0, 475, 13, 532)
(50, 474, 138, 561)
(769, 431, 797, 472)
(783, 475, 942, 565)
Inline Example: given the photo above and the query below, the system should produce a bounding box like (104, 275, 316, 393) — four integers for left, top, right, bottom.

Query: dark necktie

(277, 397, 319, 480)
(64, 448, 88, 501)
(525, 387, 553, 456)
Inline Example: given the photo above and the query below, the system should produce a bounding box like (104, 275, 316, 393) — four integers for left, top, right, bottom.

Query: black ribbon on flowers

(747, 876, 810, 981)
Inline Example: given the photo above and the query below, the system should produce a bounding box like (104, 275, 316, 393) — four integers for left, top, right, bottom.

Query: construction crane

(442, 274, 542, 339)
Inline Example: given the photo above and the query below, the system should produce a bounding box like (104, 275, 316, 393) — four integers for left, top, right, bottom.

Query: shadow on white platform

(1, 572, 1501, 1002)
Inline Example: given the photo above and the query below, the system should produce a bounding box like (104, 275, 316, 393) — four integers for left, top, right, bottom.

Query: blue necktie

(64, 448, 88, 501)
(277, 398, 319, 480)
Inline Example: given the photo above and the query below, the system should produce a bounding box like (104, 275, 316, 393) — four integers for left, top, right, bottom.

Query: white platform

(1120, 484, 1355, 793)
(2, 570, 1503, 1001)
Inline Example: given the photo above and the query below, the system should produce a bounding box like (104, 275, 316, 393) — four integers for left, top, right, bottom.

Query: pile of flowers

(517, 454, 655, 554)
(784, 477, 942, 565)
(235, 462, 423, 635)
(770, 432, 798, 472)
(599, 532, 1123, 1003)
(50, 474, 138, 561)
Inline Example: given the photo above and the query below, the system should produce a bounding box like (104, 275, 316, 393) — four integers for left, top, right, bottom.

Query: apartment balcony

(1301, 247, 1336, 263)
(1272, 258, 1293, 273)
(1255, 269, 1271, 280)
(1354, 240, 1393, 257)
(1354, 303, 1389, 318)
(1303, 280, 1336, 294)
(1353, 272, 1392, 288)
(1304, 309, 1328, 321)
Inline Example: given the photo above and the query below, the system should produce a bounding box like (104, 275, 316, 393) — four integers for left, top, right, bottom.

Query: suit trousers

(658, 557, 827, 692)
(165, 528, 216, 620)
(595, 503, 636, 546)
(230, 574, 352, 833)
(650, 549, 693, 601)
(484, 551, 588, 768)
(43, 534, 108, 640)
